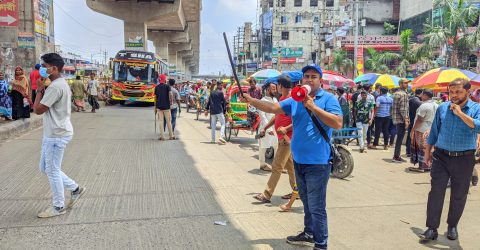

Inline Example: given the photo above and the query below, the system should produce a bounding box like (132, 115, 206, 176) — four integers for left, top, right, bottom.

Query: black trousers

(405, 124, 413, 155)
(373, 116, 390, 146)
(426, 149, 475, 229)
(394, 123, 407, 158)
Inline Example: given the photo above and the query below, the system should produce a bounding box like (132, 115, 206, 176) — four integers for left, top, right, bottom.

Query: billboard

(0, 0, 18, 27)
(17, 32, 35, 48)
(272, 47, 304, 58)
(33, 0, 52, 39)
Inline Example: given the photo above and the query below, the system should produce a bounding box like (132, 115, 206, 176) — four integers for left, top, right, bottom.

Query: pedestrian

(155, 74, 174, 140)
(87, 73, 100, 113)
(406, 88, 424, 157)
(372, 83, 382, 99)
(408, 89, 438, 172)
(371, 87, 393, 150)
(0, 71, 13, 120)
(355, 90, 375, 153)
(391, 79, 410, 162)
(205, 80, 227, 144)
(11, 66, 31, 120)
(33, 53, 85, 218)
(257, 81, 278, 172)
(420, 78, 480, 242)
(164, 79, 181, 133)
(29, 64, 41, 104)
(71, 75, 86, 112)
(337, 87, 350, 128)
(253, 75, 295, 203)
(279, 183, 299, 212)
(351, 85, 363, 125)
(362, 85, 376, 148)
(243, 64, 342, 250)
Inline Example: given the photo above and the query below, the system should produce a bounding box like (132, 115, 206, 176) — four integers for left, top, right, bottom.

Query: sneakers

(392, 157, 407, 163)
(37, 206, 66, 218)
(219, 137, 227, 144)
(68, 186, 86, 208)
(286, 231, 315, 247)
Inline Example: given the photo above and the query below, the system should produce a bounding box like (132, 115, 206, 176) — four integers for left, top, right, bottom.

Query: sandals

(281, 193, 300, 200)
(260, 164, 272, 172)
(253, 194, 271, 203)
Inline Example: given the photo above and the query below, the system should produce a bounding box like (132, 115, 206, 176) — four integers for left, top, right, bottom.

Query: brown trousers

(263, 138, 296, 200)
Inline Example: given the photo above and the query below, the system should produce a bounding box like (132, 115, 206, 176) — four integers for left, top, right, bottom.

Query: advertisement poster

(33, 0, 52, 38)
(17, 32, 35, 48)
(272, 47, 303, 58)
(0, 0, 19, 27)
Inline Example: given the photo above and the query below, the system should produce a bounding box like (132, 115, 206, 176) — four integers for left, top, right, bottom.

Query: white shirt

(40, 77, 73, 138)
(87, 79, 100, 96)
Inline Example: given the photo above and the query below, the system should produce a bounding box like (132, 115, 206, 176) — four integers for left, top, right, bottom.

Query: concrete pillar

(149, 30, 190, 62)
(124, 22, 147, 51)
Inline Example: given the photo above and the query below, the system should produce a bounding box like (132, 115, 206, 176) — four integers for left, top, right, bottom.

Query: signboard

(280, 58, 305, 64)
(0, 0, 18, 27)
(17, 32, 35, 48)
(272, 47, 304, 58)
(262, 61, 272, 69)
(115, 51, 155, 62)
(125, 36, 144, 48)
(246, 63, 257, 72)
(339, 35, 400, 45)
(33, 0, 52, 38)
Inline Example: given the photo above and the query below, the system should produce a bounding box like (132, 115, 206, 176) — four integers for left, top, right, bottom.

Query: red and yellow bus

(110, 50, 168, 104)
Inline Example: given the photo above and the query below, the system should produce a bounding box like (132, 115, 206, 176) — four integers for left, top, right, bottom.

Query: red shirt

(275, 95, 293, 140)
(30, 70, 40, 90)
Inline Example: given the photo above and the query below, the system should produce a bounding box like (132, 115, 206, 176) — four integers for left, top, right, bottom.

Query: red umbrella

(322, 73, 355, 88)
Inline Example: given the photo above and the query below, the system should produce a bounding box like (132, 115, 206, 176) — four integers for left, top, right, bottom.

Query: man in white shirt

(257, 82, 278, 171)
(87, 73, 100, 113)
(33, 53, 85, 218)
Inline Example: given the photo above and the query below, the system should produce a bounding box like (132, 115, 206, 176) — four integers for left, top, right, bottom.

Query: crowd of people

(0, 66, 104, 123)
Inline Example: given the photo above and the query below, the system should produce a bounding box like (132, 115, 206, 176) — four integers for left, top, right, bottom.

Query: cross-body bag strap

(305, 108, 331, 145)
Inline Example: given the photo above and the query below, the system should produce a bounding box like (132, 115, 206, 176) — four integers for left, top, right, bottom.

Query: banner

(17, 32, 35, 48)
(33, 0, 52, 38)
(272, 47, 303, 58)
(125, 36, 144, 48)
(356, 46, 364, 76)
(0, 0, 18, 27)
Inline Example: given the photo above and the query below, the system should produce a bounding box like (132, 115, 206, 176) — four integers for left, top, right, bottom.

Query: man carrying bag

(243, 64, 342, 250)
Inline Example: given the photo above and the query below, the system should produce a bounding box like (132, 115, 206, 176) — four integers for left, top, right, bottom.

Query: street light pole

(353, 0, 359, 77)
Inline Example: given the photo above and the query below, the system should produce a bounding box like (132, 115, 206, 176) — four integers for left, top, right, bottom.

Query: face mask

(39, 67, 50, 78)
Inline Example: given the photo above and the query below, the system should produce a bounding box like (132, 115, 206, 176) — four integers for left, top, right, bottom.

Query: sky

(53, 0, 258, 75)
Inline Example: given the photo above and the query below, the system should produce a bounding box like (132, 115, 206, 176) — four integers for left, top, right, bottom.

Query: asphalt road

(0, 104, 478, 250)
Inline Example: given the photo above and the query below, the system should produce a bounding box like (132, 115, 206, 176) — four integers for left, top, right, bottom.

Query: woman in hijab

(0, 71, 13, 120)
(11, 66, 31, 119)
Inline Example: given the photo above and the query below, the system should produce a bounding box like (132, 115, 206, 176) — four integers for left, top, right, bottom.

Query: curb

(0, 115, 43, 141)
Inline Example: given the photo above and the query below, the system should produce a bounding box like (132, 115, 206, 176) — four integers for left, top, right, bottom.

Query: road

(0, 104, 478, 250)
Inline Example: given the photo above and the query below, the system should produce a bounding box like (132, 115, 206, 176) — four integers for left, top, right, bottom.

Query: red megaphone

(291, 85, 311, 102)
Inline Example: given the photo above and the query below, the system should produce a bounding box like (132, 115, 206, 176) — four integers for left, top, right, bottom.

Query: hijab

(12, 66, 30, 96)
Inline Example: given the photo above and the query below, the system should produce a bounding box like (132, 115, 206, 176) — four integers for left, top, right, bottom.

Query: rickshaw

(224, 85, 261, 141)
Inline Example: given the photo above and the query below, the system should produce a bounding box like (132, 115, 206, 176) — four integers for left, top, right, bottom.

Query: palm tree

(396, 29, 435, 77)
(364, 47, 400, 74)
(332, 50, 353, 76)
(423, 0, 480, 67)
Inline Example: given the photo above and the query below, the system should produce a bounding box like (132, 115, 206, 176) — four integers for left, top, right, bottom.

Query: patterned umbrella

(322, 73, 355, 88)
(251, 69, 281, 79)
(412, 67, 478, 89)
(465, 73, 480, 88)
(353, 73, 380, 84)
(354, 73, 401, 89)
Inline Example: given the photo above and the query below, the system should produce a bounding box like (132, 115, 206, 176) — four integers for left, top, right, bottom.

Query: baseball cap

(301, 64, 323, 78)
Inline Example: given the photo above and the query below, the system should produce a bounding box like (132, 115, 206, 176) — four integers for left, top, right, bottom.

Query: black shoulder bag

(305, 109, 343, 168)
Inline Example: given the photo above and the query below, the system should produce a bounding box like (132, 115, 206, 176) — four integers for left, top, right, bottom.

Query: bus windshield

(114, 61, 153, 84)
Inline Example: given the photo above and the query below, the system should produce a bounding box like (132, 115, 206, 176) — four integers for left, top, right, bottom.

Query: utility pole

(353, 0, 359, 77)
(319, 0, 327, 68)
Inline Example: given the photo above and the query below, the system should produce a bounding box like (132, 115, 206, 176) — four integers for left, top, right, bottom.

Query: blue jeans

(294, 162, 331, 249)
(39, 136, 78, 208)
(164, 108, 178, 132)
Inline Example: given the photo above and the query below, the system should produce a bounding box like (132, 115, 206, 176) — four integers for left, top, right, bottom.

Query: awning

(343, 44, 401, 51)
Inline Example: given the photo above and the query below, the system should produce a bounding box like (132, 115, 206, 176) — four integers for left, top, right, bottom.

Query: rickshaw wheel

(225, 122, 233, 141)
(233, 128, 240, 136)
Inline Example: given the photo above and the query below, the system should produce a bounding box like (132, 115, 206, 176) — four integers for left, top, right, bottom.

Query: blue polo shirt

(280, 89, 342, 164)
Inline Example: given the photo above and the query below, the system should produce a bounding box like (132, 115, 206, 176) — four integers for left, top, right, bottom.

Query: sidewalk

(0, 114, 42, 141)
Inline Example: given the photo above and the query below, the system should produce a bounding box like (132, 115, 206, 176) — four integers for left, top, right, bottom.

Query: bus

(110, 50, 168, 104)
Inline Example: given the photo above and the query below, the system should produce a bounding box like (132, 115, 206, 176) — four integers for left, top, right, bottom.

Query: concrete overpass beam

(124, 22, 148, 51)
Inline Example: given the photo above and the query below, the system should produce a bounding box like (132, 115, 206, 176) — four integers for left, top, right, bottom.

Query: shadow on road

(410, 227, 464, 250)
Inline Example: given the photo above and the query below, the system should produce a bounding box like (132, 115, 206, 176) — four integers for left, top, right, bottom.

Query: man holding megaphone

(242, 64, 342, 250)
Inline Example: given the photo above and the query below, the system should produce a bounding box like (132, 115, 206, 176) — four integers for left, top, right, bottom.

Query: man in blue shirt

(371, 87, 393, 150)
(420, 78, 480, 242)
(242, 65, 342, 250)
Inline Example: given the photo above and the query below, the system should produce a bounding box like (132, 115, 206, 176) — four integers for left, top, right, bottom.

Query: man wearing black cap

(242, 64, 342, 250)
